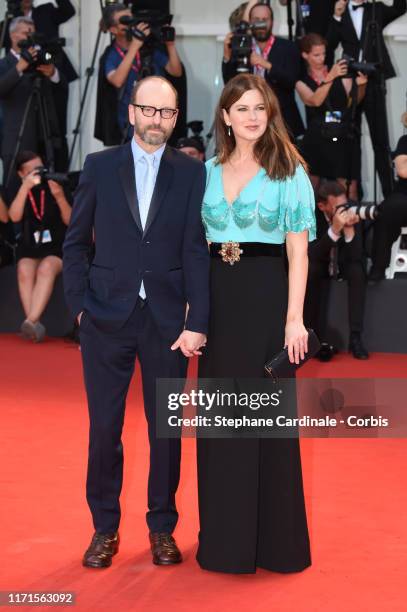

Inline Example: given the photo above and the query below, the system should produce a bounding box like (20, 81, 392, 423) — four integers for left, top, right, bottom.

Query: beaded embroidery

(202, 159, 317, 239)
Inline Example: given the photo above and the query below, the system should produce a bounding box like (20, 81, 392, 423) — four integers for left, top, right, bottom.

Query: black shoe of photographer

(82, 532, 120, 568)
(316, 342, 335, 362)
(349, 333, 369, 360)
(368, 268, 386, 283)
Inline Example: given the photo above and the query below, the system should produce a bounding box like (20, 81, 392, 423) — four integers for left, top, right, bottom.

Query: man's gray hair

(9, 16, 35, 34)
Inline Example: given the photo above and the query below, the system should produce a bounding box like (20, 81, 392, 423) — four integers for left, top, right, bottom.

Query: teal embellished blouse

(202, 157, 316, 243)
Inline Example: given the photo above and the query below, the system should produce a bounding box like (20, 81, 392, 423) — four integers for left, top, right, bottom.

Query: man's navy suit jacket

(63, 142, 210, 341)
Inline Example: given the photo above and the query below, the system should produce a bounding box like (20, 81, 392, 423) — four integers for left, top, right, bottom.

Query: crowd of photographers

(0, 0, 406, 357)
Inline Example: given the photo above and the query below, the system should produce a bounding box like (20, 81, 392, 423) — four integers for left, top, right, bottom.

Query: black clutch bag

(264, 329, 321, 382)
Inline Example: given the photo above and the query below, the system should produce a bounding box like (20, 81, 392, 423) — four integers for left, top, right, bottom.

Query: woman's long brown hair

(215, 73, 307, 180)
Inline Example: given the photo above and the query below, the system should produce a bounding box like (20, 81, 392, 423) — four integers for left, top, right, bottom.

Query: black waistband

(210, 242, 283, 258)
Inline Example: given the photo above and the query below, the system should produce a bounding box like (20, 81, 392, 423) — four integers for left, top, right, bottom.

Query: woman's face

(223, 88, 268, 144)
(303, 44, 326, 70)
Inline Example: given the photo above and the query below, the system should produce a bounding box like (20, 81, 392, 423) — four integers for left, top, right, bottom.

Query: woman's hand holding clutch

(284, 321, 309, 365)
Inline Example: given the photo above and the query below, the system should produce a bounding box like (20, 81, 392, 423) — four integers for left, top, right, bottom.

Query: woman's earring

(227, 125, 231, 137)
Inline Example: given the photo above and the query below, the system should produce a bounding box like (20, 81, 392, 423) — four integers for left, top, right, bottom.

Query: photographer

(0, 17, 67, 198)
(8, 150, 71, 343)
(326, 0, 407, 197)
(1, 1, 78, 170)
(304, 180, 369, 359)
(222, 1, 304, 138)
(369, 131, 407, 281)
(175, 136, 205, 161)
(296, 33, 367, 199)
(98, 3, 182, 141)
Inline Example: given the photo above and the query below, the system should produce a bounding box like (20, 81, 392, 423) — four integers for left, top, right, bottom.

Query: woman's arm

(395, 153, 407, 179)
(243, 0, 258, 22)
(48, 181, 71, 226)
(285, 231, 310, 364)
(296, 79, 334, 107)
(9, 183, 30, 222)
(0, 195, 9, 223)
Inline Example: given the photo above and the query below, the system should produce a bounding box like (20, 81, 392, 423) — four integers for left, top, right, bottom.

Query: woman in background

(296, 33, 367, 200)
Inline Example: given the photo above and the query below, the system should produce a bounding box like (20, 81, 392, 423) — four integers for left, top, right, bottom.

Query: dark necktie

(352, 2, 366, 10)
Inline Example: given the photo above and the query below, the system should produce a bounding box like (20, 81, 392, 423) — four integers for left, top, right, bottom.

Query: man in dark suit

(0, 16, 67, 198)
(304, 180, 369, 359)
(222, 2, 304, 138)
(326, 0, 407, 196)
(63, 76, 209, 569)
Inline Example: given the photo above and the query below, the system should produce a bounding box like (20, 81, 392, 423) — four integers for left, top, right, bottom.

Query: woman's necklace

(310, 65, 328, 86)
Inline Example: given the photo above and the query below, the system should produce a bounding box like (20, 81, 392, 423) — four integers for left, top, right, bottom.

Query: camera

(230, 20, 267, 74)
(342, 54, 377, 77)
(6, 0, 22, 17)
(119, 10, 175, 45)
(34, 166, 69, 185)
(336, 200, 380, 221)
(18, 34, 65, 70)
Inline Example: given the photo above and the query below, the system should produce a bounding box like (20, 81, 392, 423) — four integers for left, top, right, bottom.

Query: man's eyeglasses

(132, 104, 178, 119)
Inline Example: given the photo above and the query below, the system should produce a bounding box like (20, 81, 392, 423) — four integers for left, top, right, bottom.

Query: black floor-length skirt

(196, 253, 312, 574)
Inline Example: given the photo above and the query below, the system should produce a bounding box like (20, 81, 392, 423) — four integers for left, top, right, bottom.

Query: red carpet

(1, 335, 407, 611)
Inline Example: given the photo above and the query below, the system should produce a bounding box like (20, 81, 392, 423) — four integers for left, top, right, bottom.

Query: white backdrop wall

(1, 0, 406, 200)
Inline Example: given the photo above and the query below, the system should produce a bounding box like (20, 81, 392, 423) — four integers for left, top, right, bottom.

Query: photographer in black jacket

(0, 17, 67, 199)
(1, 1, 78, 171)
(304, 180, 369, 359)
(222, 1, 304, 138)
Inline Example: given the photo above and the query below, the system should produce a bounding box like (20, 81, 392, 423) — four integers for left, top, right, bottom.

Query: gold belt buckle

(218, 241, 243, 266)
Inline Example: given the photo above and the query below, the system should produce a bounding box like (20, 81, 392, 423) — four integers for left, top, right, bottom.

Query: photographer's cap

(175, 137, 205, 154)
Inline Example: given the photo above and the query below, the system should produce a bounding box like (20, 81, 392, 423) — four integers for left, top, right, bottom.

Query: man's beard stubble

(253, 28, 272, 43)
(134, 121, 173, 146)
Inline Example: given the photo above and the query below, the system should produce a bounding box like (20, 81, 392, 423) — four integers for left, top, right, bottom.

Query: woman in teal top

(197, 74, 316, 574)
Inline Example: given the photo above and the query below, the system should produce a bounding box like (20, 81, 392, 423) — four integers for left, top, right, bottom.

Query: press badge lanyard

(252, 35, 275, 76)
(28, 189, 45, 222)
(115, 44, 141, 74)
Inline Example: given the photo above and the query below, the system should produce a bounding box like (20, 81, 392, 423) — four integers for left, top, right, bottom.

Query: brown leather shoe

(149, 532, 182, 565)
(82, 532, 120, 568)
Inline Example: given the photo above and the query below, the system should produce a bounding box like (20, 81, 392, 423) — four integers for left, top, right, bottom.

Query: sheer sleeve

(278, 164, 316, 241)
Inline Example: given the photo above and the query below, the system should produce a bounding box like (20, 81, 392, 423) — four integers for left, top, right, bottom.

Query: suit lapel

(143, 146, 174, 237)
(360, 4, 371, 54)
(118, 142, 142, 232)
(343, 7, 360, 47)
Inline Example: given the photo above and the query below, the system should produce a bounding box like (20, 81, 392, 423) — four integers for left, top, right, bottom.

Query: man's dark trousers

(79, 297, 187, 535)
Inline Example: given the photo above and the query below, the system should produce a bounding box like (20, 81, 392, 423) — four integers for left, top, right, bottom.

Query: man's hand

(36, 63, 56, 78)
(343, 210, 359, 227)
(335, 0, 348, 17)
(130, 22, 150, 51)
(250, 52, 271, 71)
(171, 330, 207, 358)
(48, 179, 64, 200)
(331, 206, 349, 234)
(223, 32, 233, 62)
(16, 47, 37, 73)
